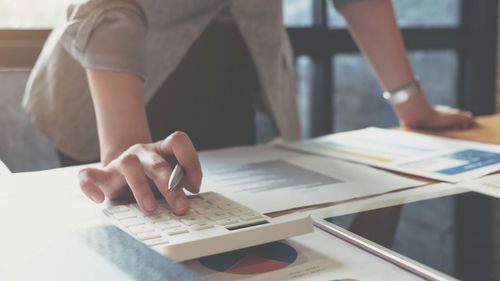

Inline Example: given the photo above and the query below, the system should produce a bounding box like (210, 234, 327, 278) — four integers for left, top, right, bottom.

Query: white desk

(0, 164, 451, 281)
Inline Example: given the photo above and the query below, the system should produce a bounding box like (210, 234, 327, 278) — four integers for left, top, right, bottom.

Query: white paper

(0, 161, 425, 281)
(199, 145, 424, 213)
(0, 158, 430, 281)
(457, 173, 500, 198)
(0, 159, 11, 175)
(183, 227, 425, 281)
(0, 165, 103, 277)
(279, 127, 500, 182)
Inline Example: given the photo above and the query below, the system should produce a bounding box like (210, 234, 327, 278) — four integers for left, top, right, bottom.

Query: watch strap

(382, 80, 421, 104)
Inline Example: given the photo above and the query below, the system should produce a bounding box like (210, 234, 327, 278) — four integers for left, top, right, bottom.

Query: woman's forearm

(86, 68, 152, 165)
(339, 0, 414, 91)
(83, 68, 201, 215)
(338, 0, 439, 126)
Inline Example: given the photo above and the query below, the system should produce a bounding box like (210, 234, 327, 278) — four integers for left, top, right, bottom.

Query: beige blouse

(23, 0, 371, 161)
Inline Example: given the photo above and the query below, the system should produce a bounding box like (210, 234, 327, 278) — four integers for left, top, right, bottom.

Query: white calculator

(103, 192, 313, 261)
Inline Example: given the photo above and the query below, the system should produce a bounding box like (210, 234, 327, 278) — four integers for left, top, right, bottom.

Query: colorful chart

(198, 241, 298, 275)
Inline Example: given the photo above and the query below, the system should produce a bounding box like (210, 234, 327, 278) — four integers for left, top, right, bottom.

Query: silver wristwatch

(382, 80, 421, 104)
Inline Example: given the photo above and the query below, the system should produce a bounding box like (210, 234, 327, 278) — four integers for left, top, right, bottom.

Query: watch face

(383, 81, 420, 104)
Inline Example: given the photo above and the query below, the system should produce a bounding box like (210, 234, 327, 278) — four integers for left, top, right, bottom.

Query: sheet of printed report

(279, 127, 500, 182)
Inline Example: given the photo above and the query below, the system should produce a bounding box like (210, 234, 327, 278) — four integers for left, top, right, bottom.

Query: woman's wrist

(383, 80, 421, 105)
(392, 89, 436, 128)
(101, 137, 152, 166)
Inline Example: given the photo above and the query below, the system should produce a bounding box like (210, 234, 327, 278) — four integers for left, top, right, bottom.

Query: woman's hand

(393, 90, 477, 130)
(78, 131, 202, 215)
(407, 105, 477, 130)
(338, 0, 476, 131)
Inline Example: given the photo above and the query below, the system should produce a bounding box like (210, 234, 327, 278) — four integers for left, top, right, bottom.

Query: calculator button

(192, 203, 214, 213)
(121, 218, 146, 227)
(101, 191, 307, 262)
(112, 212, 138, 220)
(239, 213, 263, 221)
(190, 223, 214, 231)
(207, 213, 231, 221)
(205, 210, 228, 217)
(156, 206, 172, 213)
(129, 225, 155, 234)
(138, 209, 161, 217)
(172, 210, 198, 219)
(165, 227, 189, 236)
(216, 218, 240, 226)
(156, 221, 181, 230)
(180, 216, 207, 226)
(201, 193, 219, 200)
(217, 202, 240, 210)
(191, 201, 212, 208)
(129, 203, 140, 210)
(106, 205, 130, 214)
(137, 231, 162, 240)
(145, 214, 171, 223)
(229, 208, 252, 216)
(144, 237, 169, 246)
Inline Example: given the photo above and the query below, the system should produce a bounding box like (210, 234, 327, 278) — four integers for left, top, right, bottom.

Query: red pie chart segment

(199, 241, 298, 275)
(226, 256, 291, 274)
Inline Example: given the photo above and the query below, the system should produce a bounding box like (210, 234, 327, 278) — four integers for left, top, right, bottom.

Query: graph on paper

(203, 160, 342, 194)
(280, 127, 500, 182)
(200, 155, 423, 213)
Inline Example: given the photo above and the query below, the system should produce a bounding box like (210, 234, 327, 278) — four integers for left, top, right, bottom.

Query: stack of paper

(457, 174, 500, 198)
(199, 145, 424, 213)
(278, 127, 500, 182)
(183, 228, 424, 281)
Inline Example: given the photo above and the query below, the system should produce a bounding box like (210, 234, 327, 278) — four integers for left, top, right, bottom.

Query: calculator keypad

(103, 192, 267, 245)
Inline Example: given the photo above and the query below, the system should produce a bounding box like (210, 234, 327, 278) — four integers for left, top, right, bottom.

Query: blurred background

(1, 1, 500, 277)
(0, 0, 498, 172)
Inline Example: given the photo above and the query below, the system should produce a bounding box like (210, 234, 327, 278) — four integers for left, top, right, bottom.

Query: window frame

(0, 0, 497, 119)
(0, 29, 49, 69)
(0, 2, 497, 276)
(288, 2, 498, 278)
(286, 0, 498, 136)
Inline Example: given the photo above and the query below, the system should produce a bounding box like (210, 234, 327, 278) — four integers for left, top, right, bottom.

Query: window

(333, 50, 458, 132)
(0, 0, 73, 29)
(327, 0, 461, 28)
(284, 2, 498, 277)
(283, 0, 313, 27)
(284, 0, 497, 138)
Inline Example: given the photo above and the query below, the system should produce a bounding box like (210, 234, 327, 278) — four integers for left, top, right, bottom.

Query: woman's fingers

(158, 131, 202, 194)
(164, 187, 190, 215)
(78, 166, 131, 200)
(117, 153, 157, 212)
(426, 106, 477, 130)
(78, 168, 107, 203)
(78, 132, 202, 215)
(140, 153, 190, 215)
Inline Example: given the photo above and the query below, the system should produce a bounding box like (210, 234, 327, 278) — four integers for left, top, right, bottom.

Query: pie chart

(198, 241, 298, 275)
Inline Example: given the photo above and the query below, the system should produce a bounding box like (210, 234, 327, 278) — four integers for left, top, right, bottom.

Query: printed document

(199, 145, 424, 213)
(458, 173, 500, 198)
(279, 127, 500, 182)
(183, 227, 424, 281)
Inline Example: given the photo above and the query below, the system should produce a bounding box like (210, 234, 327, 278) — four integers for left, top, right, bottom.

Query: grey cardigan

(23, 0, 370, 161)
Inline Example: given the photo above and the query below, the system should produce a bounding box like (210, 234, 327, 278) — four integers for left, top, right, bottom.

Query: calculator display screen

(325, 192, 498, 281)
(226, 220, 269, 231)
